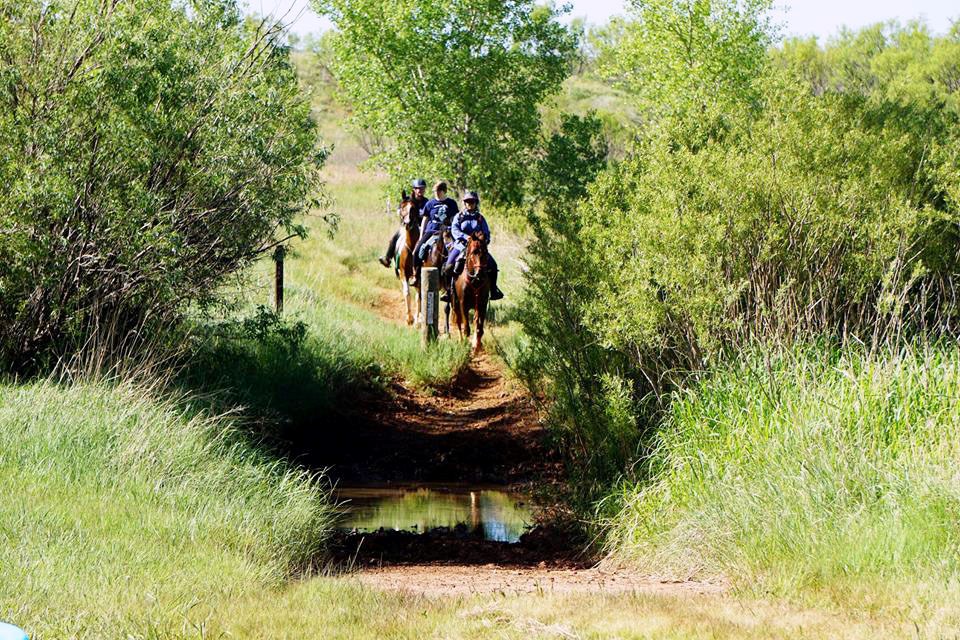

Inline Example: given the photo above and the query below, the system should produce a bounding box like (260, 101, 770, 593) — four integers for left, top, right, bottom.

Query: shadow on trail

(180, 309, 580, 568)
(320, 355, 560, 485)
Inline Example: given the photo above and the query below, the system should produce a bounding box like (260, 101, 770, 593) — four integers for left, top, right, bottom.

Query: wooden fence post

(421, 267, 439, 346)
(273, 245, 285, 314)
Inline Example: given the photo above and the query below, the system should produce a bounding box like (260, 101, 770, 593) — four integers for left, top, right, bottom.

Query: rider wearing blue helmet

(378, 178, 429, 268)
(442, 191, 503, 301)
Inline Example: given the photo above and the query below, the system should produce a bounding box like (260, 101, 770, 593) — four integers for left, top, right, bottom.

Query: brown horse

(421, 225, 453, 335)
(452, 231, 490, 352)
(395, 192, 421, 325)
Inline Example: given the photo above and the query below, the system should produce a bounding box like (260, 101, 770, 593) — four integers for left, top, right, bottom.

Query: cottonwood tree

(601, 0, 776, 140)
(312, 0, 577, 203)
(0, 0, 326, 372)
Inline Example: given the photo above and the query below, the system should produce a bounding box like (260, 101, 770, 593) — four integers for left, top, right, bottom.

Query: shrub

(518, 17, 960, 490)
(530, 113, 609, 203)
(0, 1, 326, 373)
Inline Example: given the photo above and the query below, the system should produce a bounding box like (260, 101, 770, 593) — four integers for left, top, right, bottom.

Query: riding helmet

(411, 178, 427, 188)
(463, 191, 480, 203)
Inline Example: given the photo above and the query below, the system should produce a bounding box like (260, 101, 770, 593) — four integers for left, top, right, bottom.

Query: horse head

(398, 190, 417, 229)
(464, 231, 489, 280)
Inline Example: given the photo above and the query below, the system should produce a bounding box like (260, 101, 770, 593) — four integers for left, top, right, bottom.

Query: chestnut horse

(395, 192, 421, 325)
(452, 231, 490, 352)
(421, 225, 453, 335)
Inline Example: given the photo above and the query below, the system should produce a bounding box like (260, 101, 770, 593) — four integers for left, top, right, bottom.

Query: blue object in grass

(0, 623, 27, 640)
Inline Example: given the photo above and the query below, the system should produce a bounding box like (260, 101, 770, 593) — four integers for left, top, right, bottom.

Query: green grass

(605, 343, 960, 626)
(0, 379, 902, 640)
(0, 380, 332, 638)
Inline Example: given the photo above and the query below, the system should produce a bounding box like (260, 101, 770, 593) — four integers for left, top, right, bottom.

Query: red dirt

(349, 565, 726, 598)
(326, 351, 560, 485)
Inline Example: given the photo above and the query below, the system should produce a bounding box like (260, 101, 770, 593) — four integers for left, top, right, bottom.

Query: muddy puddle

(333, 484, 533, 543)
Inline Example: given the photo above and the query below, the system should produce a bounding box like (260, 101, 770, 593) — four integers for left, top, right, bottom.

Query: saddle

(419, 233, 449, 261)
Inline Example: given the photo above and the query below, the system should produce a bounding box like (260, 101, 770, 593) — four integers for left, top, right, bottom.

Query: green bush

(530, 113, 608, 203)
(0, 1, 325, 373)
(606, 343, 960, 606)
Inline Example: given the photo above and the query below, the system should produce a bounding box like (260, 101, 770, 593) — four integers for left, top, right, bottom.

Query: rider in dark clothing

(378, 178, 429, 268)
(412, 181, 459, 270)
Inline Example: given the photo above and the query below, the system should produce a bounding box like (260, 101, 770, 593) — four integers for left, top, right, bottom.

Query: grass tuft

(606, 343, 960, 618)
(0, 380, 332, 638)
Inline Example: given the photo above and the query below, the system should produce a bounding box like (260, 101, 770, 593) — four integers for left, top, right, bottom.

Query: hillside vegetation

(515, 1, 960, 624)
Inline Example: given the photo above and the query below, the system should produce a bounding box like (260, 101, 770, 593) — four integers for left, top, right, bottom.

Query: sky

(247, 0, 958, 40)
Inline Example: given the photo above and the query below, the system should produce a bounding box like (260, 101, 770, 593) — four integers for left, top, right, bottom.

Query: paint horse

(393, 192, 421, 325)
(452, 231, 491, 353)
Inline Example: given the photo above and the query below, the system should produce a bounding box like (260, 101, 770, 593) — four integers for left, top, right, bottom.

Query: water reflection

(334, 485, 532, 543)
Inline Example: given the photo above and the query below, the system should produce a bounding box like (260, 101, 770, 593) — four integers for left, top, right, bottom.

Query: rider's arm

(450, 212, 467, 243)
(418, 201, 434, 240)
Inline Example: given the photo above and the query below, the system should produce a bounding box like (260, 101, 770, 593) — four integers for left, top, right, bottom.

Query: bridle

(399, 200, 419, 252)
(464, 239, 488, 283)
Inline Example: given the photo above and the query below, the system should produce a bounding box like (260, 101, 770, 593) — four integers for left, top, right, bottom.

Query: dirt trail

(328, 287, 721, 598)
(327, 351, 556, 484)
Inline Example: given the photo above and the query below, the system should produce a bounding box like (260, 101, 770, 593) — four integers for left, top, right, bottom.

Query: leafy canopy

(311, 0, 577, 203)
(601, 0, 775, 139)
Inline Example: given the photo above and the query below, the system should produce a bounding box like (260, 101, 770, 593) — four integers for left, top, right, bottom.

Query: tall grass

(606, 343, 960, 612)
(0, 380, 332, 638)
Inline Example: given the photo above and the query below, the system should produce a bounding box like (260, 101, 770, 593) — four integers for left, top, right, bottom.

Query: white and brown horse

(394, 192, 421, 325)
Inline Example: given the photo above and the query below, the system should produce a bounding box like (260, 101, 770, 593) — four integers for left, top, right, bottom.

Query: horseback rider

(412, 181, 459, 273)
(443, 191, 504, 301)
(378, 178, 429, 268)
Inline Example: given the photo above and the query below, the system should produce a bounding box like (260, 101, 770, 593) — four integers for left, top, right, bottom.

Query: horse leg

(415, 286, 422, 326)
(473, 293, 488, 353)
(461, 292, 471, 343)
(401, 278, 414, 325)
(453, 284, 466, 340)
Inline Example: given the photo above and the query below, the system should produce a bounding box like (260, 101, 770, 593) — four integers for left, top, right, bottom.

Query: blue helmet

(411, 178, 427, 189)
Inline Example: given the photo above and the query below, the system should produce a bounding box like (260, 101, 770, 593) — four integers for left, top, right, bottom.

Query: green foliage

(311, 0, 577, 203)
(601, 0, 776, 133)
(0, 0, 325, 373)
(185, 298, 469, 443)
(607, 343, 960, 606)
(530, 113, 608, 203)
(0, 380, 332, 637)
(519, 17, 960, 493)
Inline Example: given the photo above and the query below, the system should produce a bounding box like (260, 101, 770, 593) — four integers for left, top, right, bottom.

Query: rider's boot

(440, 262, 455, 302)
(489, 269, 504, 300)
(379, 230, 400, 268)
